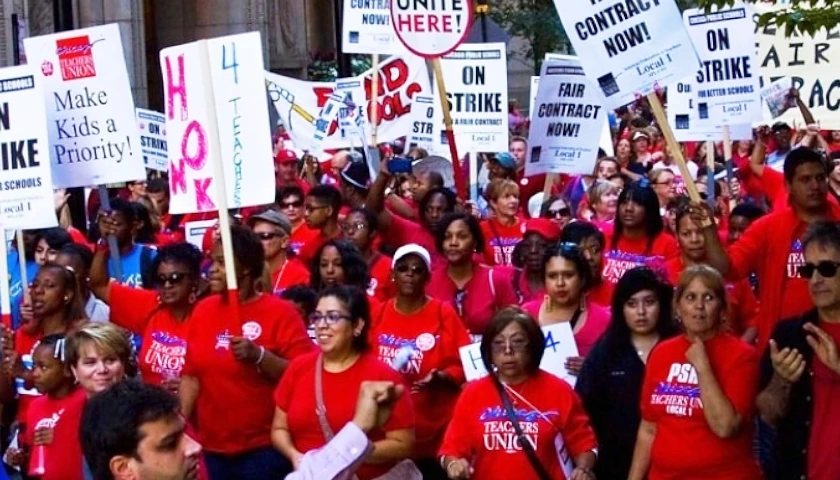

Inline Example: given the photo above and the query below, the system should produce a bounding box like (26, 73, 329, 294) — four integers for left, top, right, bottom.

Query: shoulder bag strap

(569, 307, 583, 330)
(492, 377, 553, 480)
(314, 354, 335, 441)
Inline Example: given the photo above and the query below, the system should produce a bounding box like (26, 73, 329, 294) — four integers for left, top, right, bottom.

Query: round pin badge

(242, 321, 263, 341)
(415, 333, 436, 352)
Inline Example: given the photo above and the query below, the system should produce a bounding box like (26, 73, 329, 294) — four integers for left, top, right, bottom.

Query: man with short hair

(508, 136, 528, 170)
(248, 210, 310, 295)
(756, 221, 840, 480)
(299, 185, 343, 265)
(80, 381, 202, 480)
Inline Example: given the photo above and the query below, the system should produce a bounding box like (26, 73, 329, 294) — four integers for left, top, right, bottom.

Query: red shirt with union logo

(480, 217, 525, 267)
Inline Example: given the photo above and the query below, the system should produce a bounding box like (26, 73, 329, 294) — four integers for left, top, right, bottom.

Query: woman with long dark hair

(576, 267, 677, 480)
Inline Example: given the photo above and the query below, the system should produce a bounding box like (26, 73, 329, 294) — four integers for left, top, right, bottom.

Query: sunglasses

(395, 263, 426, 274)
(156, 272, 189, 287)
(548, 208, 570, 218)
(308, 311, 352, 326)
(798, 261, 840, 279)
(256, 232, 285, 241)
(281, 200, 303, 209)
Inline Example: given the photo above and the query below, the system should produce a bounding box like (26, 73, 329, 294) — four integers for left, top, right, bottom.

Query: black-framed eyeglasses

(308, 311, 352, 326)
(395, 263, 426, 275)
(491, 338, 529, 354)
(548, 207, 571, 218)
(256, 232, 285, 241)
(281, 200, 303, 209)
(341, 222, 368, 234)
(156, 272, 189, 287)
(798, 261, 840, 279)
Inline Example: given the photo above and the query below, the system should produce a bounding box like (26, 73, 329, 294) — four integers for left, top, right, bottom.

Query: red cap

(274, 149, 298, 164)
(524, 218, 561, 242)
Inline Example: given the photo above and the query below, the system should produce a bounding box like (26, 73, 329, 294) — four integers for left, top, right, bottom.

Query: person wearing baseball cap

(368, 244, 470, 477)
(339, 158, 371, 209)
(249, 209, 310, 295)
(512, 218, 562, 303)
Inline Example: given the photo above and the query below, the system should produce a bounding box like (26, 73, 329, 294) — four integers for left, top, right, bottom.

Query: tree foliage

(696, 0, 840, 36)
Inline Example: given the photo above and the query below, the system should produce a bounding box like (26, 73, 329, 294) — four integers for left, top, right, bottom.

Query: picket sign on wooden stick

(431, 58, 466, 201)
(647, 93, 702, 203)
(370, 54, 380, 147)
(722, 125, 737, 211)
(15, 231, 28, 303)
(705, 140, 716, 208)
(0, 231, 10, 328)
(98, 186, 122, 281)
(543, 174, 557, 197)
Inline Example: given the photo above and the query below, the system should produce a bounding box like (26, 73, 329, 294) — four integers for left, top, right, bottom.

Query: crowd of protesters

(1, 89, 839, 480)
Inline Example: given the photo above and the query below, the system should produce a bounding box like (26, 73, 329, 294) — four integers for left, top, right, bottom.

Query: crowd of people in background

(1, 89, 840, 480)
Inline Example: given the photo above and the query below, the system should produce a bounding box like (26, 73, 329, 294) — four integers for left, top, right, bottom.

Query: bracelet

(255, 346, 266, 365)
(445, 459, 459, 473)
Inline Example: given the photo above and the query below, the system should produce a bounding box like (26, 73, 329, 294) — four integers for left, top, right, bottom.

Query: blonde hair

(66, 322, 137, 378)
(648, 168, 674, 184)
(587, 180, 618, 207)
(484, 178, 520, 202)
(674, 265, 729, 329)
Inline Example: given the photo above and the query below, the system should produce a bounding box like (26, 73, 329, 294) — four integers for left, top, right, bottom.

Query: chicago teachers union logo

(55, 36, 102, 81)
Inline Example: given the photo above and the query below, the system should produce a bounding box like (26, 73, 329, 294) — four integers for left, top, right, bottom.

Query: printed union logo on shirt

(55, 36, 100, 81)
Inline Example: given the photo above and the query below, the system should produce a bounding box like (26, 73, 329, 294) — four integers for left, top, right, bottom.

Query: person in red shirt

(480, 179, 525, 267)
(276, 185, 319, 256)
(179, 226, 314, 480)
(560, 222, 610, 307)
(298, 185, 343, 266)
(147, 178, 187, 243)
(309, 239, 379, 308)
(272, 285, 416, 480)
(512, 219, 561, 304)
(89, 242, 205, 389)
(601, 182, 679, 300)
(275, 148, 311, 194)
(369, 244, 470, 476)
(667, 208, 759, 343)
(439, 307, 598, 480)
(342, 208, 393, 301)
(427, 213, 519, 337)
(628, 265, 762, 480)
(248, 209, 310, 295)
(700, 148, 840, 352)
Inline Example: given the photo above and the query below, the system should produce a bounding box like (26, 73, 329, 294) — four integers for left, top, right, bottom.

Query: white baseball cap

(391, 244, 431, 270)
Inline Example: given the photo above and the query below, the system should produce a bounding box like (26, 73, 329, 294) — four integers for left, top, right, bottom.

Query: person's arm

(794, 89, 816, 126)
(178, 374, 200, 419)
(627, 420, 655, 480)
(256, 350, 288, 382)
(271, 407, 304, 468)
(695, 361, 743, 438)
(690, 202, 730, 276)
(366, 160, 394, 232)
(756, 337, 804, 427)
(286, 423, 371, 480)
(748, 131, 767, 178)
(89, 246, 112, 303)
(366, 428, 413, 464)
(385, 194, 418, 220)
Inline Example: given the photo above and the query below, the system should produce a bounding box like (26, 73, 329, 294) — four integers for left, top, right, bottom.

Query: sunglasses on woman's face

(156, 272, 189, 287)
(798, 261, 840, 279)
(548, 207, 570, 218)
(394, 263, 426, 275)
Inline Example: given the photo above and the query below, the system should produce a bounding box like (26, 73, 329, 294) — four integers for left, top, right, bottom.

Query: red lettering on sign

(164, 55, 188, 121)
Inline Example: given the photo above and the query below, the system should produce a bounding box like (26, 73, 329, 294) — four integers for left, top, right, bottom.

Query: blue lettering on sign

(362, 14, 390, 25)
(544, 331, 559, 352)
(468, 347, 483, 371)
(222, 43, 239, 84)
(230, 97, 243, 207)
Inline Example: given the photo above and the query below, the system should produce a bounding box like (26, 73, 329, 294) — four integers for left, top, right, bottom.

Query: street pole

(476, 0, 489, 42)
(333, 0, 352, 77)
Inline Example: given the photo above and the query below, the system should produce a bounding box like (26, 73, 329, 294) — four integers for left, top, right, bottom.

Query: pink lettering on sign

(165, 55, 188, 121)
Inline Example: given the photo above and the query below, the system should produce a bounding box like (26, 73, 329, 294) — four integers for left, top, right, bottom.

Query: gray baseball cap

(248, 209, 292, 235)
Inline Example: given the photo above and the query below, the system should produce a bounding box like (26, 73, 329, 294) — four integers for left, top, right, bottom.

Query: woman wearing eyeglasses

(88, 242, 205, 391)
(272, 285, 416, 479)
(649, 169, 678, 217)
(628, 265, 762, 480)
(342, 208, 394, 302)
(439, 307, 598, 480)
(369, 244, 470, 478)
(178, 226, 314, 480)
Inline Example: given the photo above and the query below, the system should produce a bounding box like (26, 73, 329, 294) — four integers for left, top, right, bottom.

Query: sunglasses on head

(156, 272, 189, 287)
(798, 261, 840, 279)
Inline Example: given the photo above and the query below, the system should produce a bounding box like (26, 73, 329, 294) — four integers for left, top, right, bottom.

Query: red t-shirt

(383, 214, 443, 269)
(367, 254, 394, 302)
(640, 334, 762, 480)
(438, 371, 597, 480)
(297, 229, 340, 267)
(110, 284, 193, 386)
(369, 299, 470, 458)
(183, 294, 315, 454)
(290, 223, 319, 257)
(600, 232, 678, 298)
(270, 258, 311, 295)
(480, 218, 525, 267)
(274, 351, 415, 480)
(779, 231, 811, 322)
(23, 388, 86, 480)
(807, 321, 840, 480)
(586, 281, 612, 308)
(427, 264, 519, 336)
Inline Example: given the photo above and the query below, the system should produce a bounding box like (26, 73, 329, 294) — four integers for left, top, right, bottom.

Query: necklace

(272, 259, 288, 293)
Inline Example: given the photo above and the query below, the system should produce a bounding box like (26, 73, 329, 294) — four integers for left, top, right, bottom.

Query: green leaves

(696, 0, 840, 36)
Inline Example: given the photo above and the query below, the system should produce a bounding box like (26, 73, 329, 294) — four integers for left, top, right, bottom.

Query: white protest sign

(161, 32, 275, 214)
(390, 0, 472, 58)
(761, 77, 794, 120)
(24, 24, 146, 188)
(136, 108, 168, 172)
(684, 4, 762, 126)
(667, 77, 752, 142)
(342, 0, 407, 54)
(552, 0, 698, 109)
(266, 56, 433, 152)
(0, 66, 58, 229)
(437, 43, 509, 152)
(406, 95, 442, 152)
(525, 57, 608, 177)
(459, 322, 579, 387)
(754, 3, 840, 128)
(184, 219, 217, 250)
(335, 78, 372, 147)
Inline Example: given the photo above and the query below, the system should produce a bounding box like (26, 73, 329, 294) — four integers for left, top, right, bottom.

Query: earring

(156, 295, 162, 304)
(188, 291, 197, 304)
(544, 294, 552, 312)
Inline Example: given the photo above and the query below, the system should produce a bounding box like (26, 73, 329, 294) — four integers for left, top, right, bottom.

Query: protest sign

(342, 0, 407, 54)
(436, 43, 508, 152)
(667, 77, 752, 142)
(184, 219, 217, 250)
(390, 0, 472, 58)
(684, 4, 762, 126)
(0, 66, 58, 229)
(525, 57, 609, 177)
(136, 108, 167, 172)
(459, 322, 579, 386)
(24, 24, 145, 188)
(754, 3, 840, 128)
(266, 55, 433, 153)
(761, 77, 794, 119)
(406, 94, 442, 153)
(552, 0, 699, 109)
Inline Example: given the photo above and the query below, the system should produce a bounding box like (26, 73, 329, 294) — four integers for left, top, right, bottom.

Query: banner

(437, 43, 509, 152)
(761, 77, 794, 119)
(552, 0, 699, 109)
(24, 23, 145, 188)
(667, 77, 752, 142)
(0, 66, 58, 229)
(266, 55, 433, 153)
(160, 32, 275, 215)
(525, 57, 609, 177)
(136, 108, 167, 172)
(459, 322, 579, 386)
(754, 3, 840, 128)
(342, 0, 407, 54)
(684, 4, 762, 126)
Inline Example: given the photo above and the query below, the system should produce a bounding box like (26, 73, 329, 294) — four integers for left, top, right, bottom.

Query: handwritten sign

(136, 108, 167, 172)
(24, 23, 145, 187)
(390, 0, 472, 58)
(459, 322, 580, 387)
(761, 76, 794, 120)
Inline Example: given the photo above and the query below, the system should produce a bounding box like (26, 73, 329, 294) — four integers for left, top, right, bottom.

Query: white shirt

(85, 294, 110, 323)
